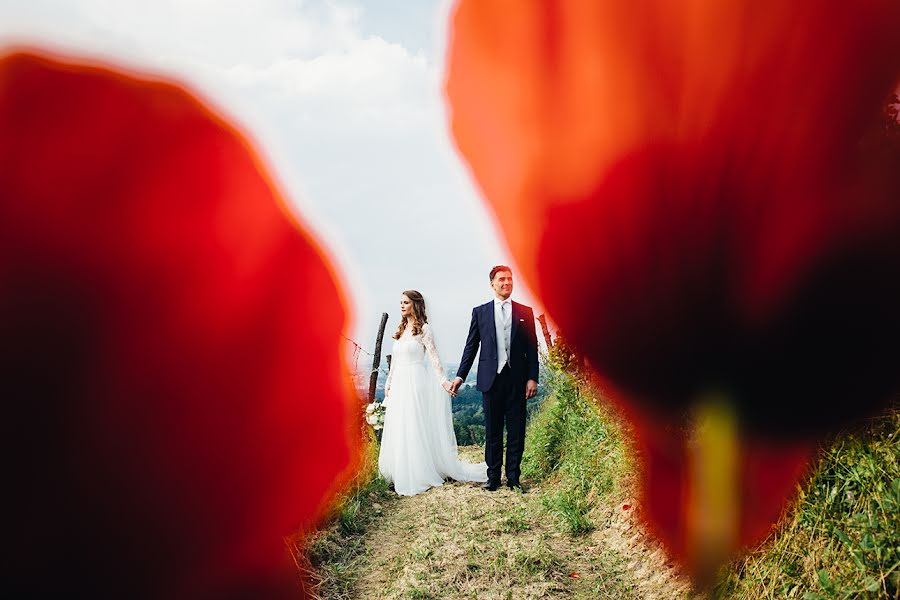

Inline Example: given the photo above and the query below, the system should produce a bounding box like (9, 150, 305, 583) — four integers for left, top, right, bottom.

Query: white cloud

(0, 0, 541, 364)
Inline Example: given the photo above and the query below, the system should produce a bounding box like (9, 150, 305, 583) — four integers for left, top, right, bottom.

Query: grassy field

(296, 359, 899, 599)
(294, 359, 695, 598)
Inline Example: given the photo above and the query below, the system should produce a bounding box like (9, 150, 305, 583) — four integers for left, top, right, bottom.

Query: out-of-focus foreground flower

(445, 0, 900, 582)
(1, 51, 360, 598)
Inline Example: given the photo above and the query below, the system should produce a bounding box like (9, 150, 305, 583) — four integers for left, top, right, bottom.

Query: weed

(497, 503, 531, 534)
(406, 586, 431, 599)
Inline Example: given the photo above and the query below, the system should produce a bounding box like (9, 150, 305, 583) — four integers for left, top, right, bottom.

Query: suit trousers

(482, 364, 526, 484)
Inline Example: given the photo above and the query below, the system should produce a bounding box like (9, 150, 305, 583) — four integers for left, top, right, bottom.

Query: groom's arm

(522, 306, 539, 399)
(525, 307, 539, 383)
(455, 307, 481, 383)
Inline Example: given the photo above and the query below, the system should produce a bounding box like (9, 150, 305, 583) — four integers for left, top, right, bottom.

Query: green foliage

(295, 429, 395, 599)
(521, 355, 632, 536)
(451, 386, 486, 446)
(716, 406, 900, 599)
(466, 424, 486, 446)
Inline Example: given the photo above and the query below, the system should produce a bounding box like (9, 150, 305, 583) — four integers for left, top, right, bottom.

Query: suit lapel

(510, 301, 520, 344)
(483, 302, 497, 348)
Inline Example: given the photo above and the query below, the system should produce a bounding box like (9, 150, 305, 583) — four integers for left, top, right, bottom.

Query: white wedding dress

(378, 323, 488, 496)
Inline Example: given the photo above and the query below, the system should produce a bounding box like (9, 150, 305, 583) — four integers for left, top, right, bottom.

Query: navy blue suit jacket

(455, 300, 539, 392)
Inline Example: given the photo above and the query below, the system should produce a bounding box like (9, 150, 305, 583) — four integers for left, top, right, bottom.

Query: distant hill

(359, 360, 546, 445)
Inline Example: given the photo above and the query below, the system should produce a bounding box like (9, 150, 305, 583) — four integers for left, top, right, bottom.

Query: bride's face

(400, 295, 413, 318)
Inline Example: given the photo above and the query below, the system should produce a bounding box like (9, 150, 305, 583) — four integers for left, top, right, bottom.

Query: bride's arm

(384, 357, 394, 402)
(422, 324, 450, 388)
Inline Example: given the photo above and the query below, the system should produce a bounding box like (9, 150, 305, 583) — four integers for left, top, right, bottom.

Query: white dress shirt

(493, 297, 512, 373)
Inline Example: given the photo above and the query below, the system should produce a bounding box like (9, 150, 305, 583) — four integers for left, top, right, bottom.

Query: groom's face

(491, 270, 513, 300)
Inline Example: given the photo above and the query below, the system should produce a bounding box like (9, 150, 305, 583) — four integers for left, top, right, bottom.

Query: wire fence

(342, 332, 390, 398)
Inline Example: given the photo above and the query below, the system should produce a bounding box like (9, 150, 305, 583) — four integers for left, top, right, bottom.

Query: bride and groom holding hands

(377, 265, 540, 496)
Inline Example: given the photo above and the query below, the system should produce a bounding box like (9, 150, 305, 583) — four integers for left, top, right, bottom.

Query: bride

(378, 290, 488, 496)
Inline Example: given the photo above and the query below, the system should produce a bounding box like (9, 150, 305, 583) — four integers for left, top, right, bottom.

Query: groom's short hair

(489, 265, 512, 281)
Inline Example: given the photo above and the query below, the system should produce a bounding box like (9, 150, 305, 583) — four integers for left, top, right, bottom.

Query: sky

(0, 0, 547, 372)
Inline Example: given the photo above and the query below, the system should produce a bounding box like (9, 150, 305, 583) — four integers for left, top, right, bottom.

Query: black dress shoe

(507, 481, 526, 493)
(482, 481, 501, 491)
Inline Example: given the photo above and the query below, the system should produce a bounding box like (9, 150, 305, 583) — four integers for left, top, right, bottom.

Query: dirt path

(352, 447, 699, 599)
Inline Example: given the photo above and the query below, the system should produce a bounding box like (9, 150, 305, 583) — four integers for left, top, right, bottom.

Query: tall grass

(291, 427, 393, 600)
(525, 356, 900, 598)
(716, 406, 900, 599)
(522, 357, 633, 536)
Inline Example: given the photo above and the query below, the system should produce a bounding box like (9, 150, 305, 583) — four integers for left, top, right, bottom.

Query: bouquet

(364, 401, 385, 431)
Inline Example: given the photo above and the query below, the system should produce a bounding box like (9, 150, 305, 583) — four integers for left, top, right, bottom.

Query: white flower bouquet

(364, 401, 385, 431)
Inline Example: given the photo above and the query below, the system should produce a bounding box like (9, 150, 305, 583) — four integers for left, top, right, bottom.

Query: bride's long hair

(393, 290, 428, 339)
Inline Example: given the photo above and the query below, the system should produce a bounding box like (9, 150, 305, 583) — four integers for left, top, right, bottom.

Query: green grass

(496, 503, 531, 534)
(522, 358, 632, 536)
(511, 542, 567, 578)
(522, 355, 900, 598)
(292, 427, 394, 600)
(542, 488, 595, 536)
(716, 405, 900, 599)
(405, 586, 432, 599)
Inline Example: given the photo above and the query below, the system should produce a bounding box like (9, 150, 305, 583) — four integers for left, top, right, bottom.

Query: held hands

(447, 377, 463, 397)
(525, 379, 538, 400)
(443, 380, 459, 397)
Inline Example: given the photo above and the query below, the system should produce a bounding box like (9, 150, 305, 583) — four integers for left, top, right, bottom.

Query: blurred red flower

(446, 0, 900, 580)
(2, 51, 361, 598)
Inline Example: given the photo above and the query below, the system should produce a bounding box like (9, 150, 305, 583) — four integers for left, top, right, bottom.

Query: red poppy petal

(446, 0, 900, 577)
(637, 412, 813, 575)
(2, 50, 360, 598)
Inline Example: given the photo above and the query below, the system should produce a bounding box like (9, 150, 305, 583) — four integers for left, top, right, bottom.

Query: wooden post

(537, 314, 553, 350)
(368, 312, 389, 403)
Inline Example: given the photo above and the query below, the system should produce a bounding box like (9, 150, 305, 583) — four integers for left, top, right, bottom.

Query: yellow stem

(687, 393, 740, 584)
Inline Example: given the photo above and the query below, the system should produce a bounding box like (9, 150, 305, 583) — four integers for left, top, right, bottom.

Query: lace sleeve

(422, 324, 449, 387)
(384, 358, 394, 401)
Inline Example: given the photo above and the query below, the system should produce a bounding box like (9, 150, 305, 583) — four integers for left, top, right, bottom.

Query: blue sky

(0, 0, 547, 368)
(355, 0, 440, 61)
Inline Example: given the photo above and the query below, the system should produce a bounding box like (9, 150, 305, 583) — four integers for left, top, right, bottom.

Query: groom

(450, 266, 539, 491)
